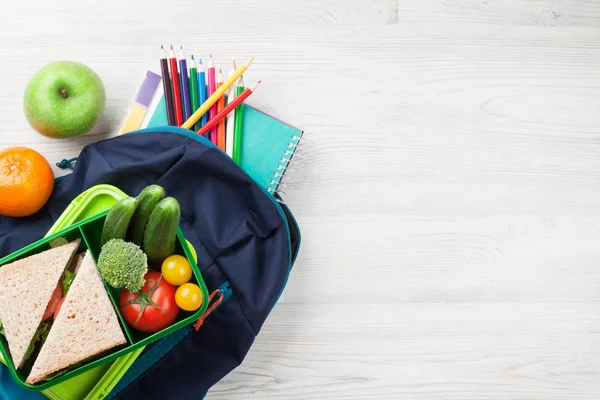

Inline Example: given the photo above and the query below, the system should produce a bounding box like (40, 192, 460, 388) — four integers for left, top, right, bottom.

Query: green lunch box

(0, 184, 208, 394)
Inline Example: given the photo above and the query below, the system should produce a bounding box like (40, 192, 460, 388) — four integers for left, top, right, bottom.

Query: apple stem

(60, 88, 69, 99)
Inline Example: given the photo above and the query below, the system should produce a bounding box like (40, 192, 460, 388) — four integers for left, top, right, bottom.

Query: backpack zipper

(210, 281, 233, 314)
(216, 281, 233, 303)
(193, 281, 232, 330)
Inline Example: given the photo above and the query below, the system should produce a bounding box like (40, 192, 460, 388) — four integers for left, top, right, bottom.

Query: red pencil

(216, 69, 226, 151)
(196, 81, 261, 137)
(207, 55, 217, 143)
(169, 45, 183, 126)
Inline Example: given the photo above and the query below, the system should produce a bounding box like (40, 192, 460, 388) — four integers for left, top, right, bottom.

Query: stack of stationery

(119, 45, 304, 197)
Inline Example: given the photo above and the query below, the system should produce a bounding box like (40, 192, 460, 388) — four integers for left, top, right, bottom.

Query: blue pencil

(198, 59, 208, 128)
(179, 46, 192, 121)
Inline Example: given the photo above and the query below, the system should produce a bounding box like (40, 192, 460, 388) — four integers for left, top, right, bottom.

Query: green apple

(24, 61, 105, 138)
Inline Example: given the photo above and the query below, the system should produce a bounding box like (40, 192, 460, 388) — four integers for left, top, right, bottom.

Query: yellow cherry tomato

(161, 255, 192, 286)
(175, 283, 203, 311)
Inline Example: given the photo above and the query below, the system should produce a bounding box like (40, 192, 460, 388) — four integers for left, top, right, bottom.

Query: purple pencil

(160, 46, 176, 125)
(179, 46, 192, 121)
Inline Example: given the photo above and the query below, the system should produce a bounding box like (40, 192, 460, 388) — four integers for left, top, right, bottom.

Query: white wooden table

(2, 1, 600, 398)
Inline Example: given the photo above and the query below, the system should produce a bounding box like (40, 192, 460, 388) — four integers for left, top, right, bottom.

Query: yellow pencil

(182, 56, 254, 130)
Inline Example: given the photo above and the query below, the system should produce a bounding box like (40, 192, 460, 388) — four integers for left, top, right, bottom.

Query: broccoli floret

(98, 239, 148, 292)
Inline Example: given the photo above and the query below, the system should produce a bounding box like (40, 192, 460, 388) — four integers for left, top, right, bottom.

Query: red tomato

(119, 271, 180, 333)
(43, 284, 63, 320)
(54, 297, 65, 321)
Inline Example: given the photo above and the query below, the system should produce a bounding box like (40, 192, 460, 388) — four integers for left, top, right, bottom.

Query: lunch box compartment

(0, 209, 208, 391)
(79, 212, 209, 344)
(0, 223, 127, 387)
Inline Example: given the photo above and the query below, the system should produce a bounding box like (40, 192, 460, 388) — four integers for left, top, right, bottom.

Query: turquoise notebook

(135, 72, 303, 195)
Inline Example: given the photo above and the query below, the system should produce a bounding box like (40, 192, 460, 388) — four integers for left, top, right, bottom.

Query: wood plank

(0, 0, 397, 28)
(209, 303, 600, 399)
(397, 0, 600, 27)
(283, 214, 600, 304)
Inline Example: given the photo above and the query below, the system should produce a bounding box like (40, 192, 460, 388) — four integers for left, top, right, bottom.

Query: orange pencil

(216, 69, 226, 151)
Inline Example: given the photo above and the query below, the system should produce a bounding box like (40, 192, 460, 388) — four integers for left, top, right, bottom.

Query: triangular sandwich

(0, 239, 80, 369)
(26, 251, 127, 384)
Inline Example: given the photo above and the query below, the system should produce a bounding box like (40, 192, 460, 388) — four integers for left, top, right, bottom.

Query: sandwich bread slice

(0, 239, 80, 369)
(26, 250, 127, 384)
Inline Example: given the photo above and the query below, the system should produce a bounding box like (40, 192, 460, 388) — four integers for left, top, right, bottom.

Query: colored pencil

(197, 60, 208, 129)
(196, 80, 261, 137)
(216, 69, 226, 151)
(207, 55, 217, 143)
(232, 77, 245, 164)
(168, 45, 183, 126)
(189, 55, 200, 131)
(160, 45, 176, 125)
(225, 58, 237, 158)
(179, 46, 192, 121)
(181, 56, 254, 130)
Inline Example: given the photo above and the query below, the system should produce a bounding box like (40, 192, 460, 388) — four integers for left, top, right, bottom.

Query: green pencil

(232, 76, 245, 164)
(189, 55, 200, 131)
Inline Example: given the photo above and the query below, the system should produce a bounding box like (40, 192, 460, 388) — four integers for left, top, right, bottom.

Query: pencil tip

(199, 59, 203, 64)
(170, 44, 173, 50)
(191, 54, 195, 60)
(161, 44, 164, 49)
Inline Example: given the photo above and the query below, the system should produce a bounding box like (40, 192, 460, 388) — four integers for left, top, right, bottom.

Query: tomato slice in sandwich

(53, 297, 65, 321)
(42, 284, 63, 321)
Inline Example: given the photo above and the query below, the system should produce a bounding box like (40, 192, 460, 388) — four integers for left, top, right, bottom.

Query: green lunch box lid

(0, 184, 199, 400)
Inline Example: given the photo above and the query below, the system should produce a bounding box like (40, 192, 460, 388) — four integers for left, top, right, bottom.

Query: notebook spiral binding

(267, 132, 309, 202)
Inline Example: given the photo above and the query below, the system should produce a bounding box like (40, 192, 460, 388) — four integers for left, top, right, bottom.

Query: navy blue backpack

(0, 127, 301, 400)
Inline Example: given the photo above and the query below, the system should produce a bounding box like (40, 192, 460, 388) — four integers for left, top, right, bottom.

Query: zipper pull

(194, 281, 231, 331)
(217, 281, 232, 303)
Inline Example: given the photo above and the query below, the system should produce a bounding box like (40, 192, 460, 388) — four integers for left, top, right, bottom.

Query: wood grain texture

(210, 304, 600, 399)
(398, 0, 600, 26)
(0, 0, 599, 399)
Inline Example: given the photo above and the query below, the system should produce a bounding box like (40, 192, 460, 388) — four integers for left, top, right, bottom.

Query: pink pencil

(207, 55, 217, 143)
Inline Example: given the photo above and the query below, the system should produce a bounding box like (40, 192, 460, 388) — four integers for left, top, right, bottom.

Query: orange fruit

(0, 147, 54, 217)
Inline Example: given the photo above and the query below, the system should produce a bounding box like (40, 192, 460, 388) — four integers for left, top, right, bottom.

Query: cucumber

(129, 185, 166, 246)
(101, 197, 137, 246)
(143, 197, 181, 265)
